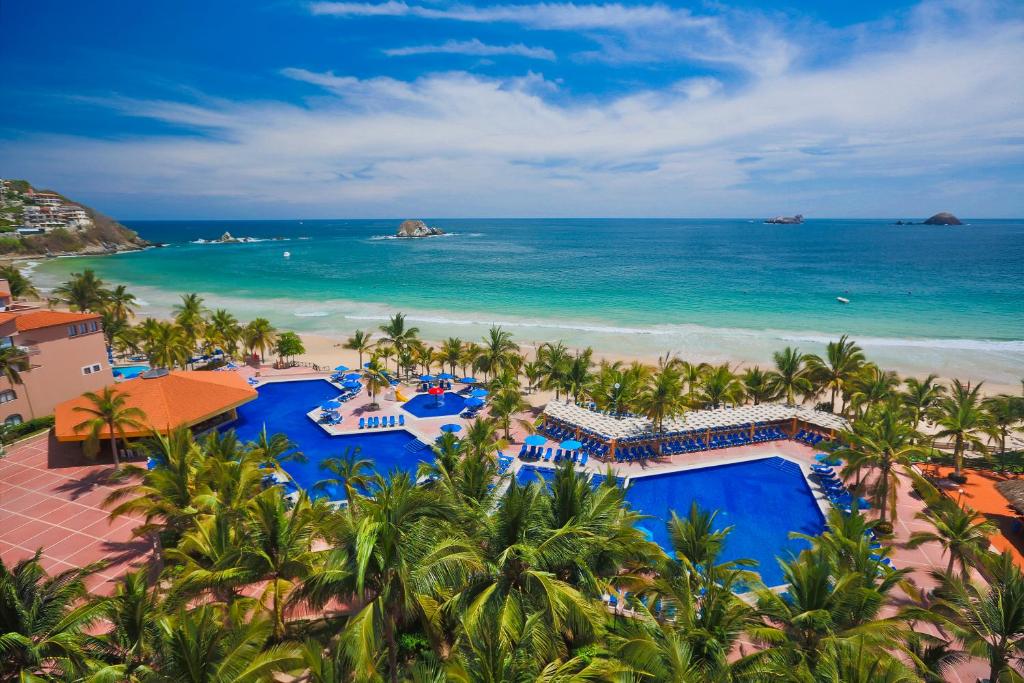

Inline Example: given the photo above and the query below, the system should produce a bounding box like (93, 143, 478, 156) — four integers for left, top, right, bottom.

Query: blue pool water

(624, 457, 825, 587)
(113, 364, 150, 379)
(401, 392, 468, 418)
(516, 464, 557, 487)
(228, 380, 430, 499)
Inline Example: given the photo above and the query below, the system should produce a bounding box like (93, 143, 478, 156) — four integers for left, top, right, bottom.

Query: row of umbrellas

(421, 374, 480, 384)
(524, 434, 582, 450)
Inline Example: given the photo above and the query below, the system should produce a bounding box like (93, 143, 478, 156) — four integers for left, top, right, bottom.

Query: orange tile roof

(14, 310, 100, 332)
(0, 312, 18, 327)
(54, 371, 257, 442)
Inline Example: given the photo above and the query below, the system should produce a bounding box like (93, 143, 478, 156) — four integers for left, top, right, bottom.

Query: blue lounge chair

(398, 414, 405, 426)
(359, 417, 365, 429)
(544, 447, 553, 462)
(580, 452, 588, 466)
(389, 415, 396, 427)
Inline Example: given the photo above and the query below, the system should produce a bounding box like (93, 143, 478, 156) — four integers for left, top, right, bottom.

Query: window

(4, 414, 23, 426)
(0, 389, 16, 404)
(0, 336, 12, 349)
(89, 321, 99, 332)
(81, 363, 102, 375)
(68, 325, 78, 337)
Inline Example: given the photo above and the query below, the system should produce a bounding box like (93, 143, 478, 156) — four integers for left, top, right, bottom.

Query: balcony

(16, 345, 41, 357)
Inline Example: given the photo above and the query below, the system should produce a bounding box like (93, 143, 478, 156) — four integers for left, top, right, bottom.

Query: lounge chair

(579, 452, 588, 466)
(544, 447, 553, 462)
(359, 417, 365, 429)
(389, 415, 396, 427)
(398, 414, 405, 426)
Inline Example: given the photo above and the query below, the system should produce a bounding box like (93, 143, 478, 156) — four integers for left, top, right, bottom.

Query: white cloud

(383, 38, 555, 60)
(2, 1, 1023, 218)
(310, 1, 798, 76)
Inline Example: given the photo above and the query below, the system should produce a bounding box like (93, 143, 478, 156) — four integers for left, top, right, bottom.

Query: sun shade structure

(470, 388, 489, 398)
(465, 397, 485, 407)
(428, 386, 445, 396)
(440, 423, 462, 433)
(419, 374, 435, 382)
(334, 365, 349, 372)
(437, 373, 455, 380)
(459, 377, 478, 384)
(320, 400, 342, 410)
(996, 480, 1024, 515)
(560, 439, 582, 450)
(344, 372, 362, 380)
(55, 370, 257, 442)
(524, 434, 546, 446)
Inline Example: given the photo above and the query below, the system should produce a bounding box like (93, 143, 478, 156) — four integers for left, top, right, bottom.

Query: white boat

(836, 296, 850, 304)
(283, 251, 291, 258)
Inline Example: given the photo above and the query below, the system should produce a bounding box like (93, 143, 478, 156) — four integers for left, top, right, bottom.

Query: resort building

(54, 370, 258, 446)
(0, 301, 112, 425)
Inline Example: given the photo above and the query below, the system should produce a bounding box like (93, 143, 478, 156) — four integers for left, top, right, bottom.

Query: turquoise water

(623, 456, 825, 587)
(401, 392, 468, 418)
(229, 379, 430, 499)
(112, 364, 149, 379)
(34, 218, 1024, 383)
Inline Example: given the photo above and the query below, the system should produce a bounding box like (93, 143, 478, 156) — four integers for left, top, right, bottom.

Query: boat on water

(836, 296, 850, 304)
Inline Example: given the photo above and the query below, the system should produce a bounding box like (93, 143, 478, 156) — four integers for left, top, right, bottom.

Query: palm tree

(562, 348, 594, 403)
(805, 335, 865, 413)
(768, 346, 812, 405)
(438, 337, 463, 376)
(242, 489, 320, 640)
(537, 341, 571, 399)
(0, 264, 39, 299)
(0, 344, 29, 387)
(343, 329, 374, 368)
(640, 365, 685, 441)
(51, 268, 109, 311)
(206, 309, 242, 358)
(926, 551, 1024, 683)
(835, 403, 926, 526)
(243, 317, 277, 363)
(141, 319, 191, 369)
(0, 551, 106, 680)
(847, 363, 901, 418)
(91, 569, 163, 681)
(475, 325, 519, 380)
(313, 447, 375, 504)
(983, 393, 1024, 458)
(679, 360, 708, 405)
(741, 366, 777, 405)
(148, 605, 302, 682)
(72, 386, 147, 469)
(104, 284, 138, 324)
(907, 499, 997, 577)
(378, 312, 419, 373)
(362, 356, 392, 408)
(698, 363, 744, 409)
(489, 388, 526, 440)
(901, 374, 946, 436)
(932, 379, 989, 481)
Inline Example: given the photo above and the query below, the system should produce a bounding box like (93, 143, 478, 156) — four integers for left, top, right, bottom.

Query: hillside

(0, 179, 148, 256)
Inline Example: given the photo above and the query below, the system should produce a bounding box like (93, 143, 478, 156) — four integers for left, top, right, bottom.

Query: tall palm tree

(805, 335, 865, 413)
(489, 388, 526, 440)
(343, 329, 374, 368)
(242, 317, 277, 363)
(476, 326, 519, 381)
(926, 551, 1024, 683)
(91, 569, 163, 681)
(562, 348, 594, 403)
(51, 268, 110, 311)
(0, 264, 39, 299)
(741, 366, 777, 405)
(901, 374, 946, 436)
(537, 341, 571, 399)
(72, 385, 147, 469)
(206, 309, 242, 358)
(0, 344, 30, 387)
(907, 499, 997, 577)
(362, 356, 392, 408)
(679, 360, 709, 405)
(640, 365, 685, 439)
(0, 551, 106, 680)
(142, 320, 191, 369)
(438, 337, 463, 376)
(983, 393, 1024, 458)
(173, 293, 208, 348)
(932, 379, 989, 480)
(698, 363, 744, 409)
(242, 489, 320, 640)
(378, 313, 419, 373)
(767, 346, 812, 405)
(835, 403, 926, 525)
(103, 284, 138, 324)
(847, 363, 901, 418)
(313, 447, 375, 504)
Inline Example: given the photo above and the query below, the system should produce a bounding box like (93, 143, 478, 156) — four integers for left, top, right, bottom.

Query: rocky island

(922, 212, 962, 225)
(764, 214, 804, 224)
(192, 231, 283, 244)
(395, 219, 445, 238)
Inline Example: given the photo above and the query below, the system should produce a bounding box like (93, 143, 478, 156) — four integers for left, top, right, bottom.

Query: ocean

(30, 218, 1024, 386)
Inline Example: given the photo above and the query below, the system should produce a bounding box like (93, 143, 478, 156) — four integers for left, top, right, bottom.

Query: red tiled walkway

(0, 432, 151, 595)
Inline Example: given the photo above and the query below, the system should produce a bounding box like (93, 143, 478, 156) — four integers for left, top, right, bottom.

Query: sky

(1, 0, 1022, 219)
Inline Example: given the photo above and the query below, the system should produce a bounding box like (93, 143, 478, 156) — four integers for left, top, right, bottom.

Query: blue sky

(1, 0, 1022, 218)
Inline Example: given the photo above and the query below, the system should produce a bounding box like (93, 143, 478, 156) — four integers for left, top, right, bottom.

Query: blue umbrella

(465, 397, 485, 408)
(363, 361, 372, 368)
(342, 380, 361, 389)
(334, 364, 349, 372)
(459, 376, 478, 384)
(470, 388, 489, 398)
(437, 372, 455, 379)
(320, 400, 342, 410)
(524, 435, 546, 446)
(560, 439, 582, 450)
(344, 372, 362, 380)
(419, 374, 435, 382)
(440, 423, 462, 433)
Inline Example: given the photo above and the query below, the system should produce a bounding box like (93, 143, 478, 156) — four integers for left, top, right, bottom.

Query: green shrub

(2, 415, 54, 441)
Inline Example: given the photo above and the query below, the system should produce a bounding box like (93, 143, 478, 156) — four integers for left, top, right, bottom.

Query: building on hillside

(54, 370, 257, 449)
(0, 287, 112, 425)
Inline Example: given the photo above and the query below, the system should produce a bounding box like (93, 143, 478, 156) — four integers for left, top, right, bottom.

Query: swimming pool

(624, 457, 825, 587)
(401, 391, 468, 418)
(113, 364, 150, 379)
(228, 380, 431, 499)
(516, 464, 557, 487)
